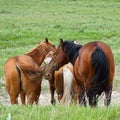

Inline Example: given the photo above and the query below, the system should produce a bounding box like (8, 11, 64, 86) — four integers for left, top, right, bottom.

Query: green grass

(0, 105, 120, 120)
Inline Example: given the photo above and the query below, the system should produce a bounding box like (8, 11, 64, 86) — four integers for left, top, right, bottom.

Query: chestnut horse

(44, 59, 75, 105)
(49, 39, 114, 107)
(55, 63, 75, 105)
(4, 38, 56, 104)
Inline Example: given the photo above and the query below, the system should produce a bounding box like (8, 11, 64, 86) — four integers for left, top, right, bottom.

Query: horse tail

(16, 62, 42, 81)
(88, 47, 109, 96)
(60, 66, 73, 105)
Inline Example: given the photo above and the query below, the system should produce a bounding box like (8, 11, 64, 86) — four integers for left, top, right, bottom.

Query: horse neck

(26, 47, 46, 66)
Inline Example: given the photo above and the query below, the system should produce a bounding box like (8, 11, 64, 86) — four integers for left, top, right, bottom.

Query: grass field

(0, 105, 120, 120)
(0, 0, 120, 119)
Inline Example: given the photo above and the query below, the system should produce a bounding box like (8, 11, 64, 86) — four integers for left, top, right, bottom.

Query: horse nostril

(45, 73, 50, 80)
(47, 73, 50, 77)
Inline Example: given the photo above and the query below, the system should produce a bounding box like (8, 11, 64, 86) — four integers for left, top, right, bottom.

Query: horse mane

(16, 62, 43, 81)
(62, 41, 82, 64)
(26, 37, 52, 56)
(25, 44, 46, 56)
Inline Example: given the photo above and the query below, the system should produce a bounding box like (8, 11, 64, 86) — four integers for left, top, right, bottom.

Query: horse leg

(87, 88, 98, 107)
(70, 78, 78, 105)
(104, 86, 112, 107)
(10, 93, 18, 104)
(71, 92, 78, 105)
(20, 91, 26, 105)
(9, 84, 19, 104)
(35, 89, 41, 104)
(27, 93, 34, 105)
(50, 85, 56, 105)
(79, 93, 86, 106)
(88, 95, 97, 107)
(76, 83, 86, 106)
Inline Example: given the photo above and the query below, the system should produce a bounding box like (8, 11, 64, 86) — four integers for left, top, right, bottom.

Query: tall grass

(0, 104, 120, 120)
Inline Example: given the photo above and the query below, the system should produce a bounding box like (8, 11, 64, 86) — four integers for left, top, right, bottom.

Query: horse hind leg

(88, 95, 97, 107)
(10, 93, 18, 104)
(27, 92, 40, 105)
(27, 93, 34, 105)
(87, 89, 98, 107)
(104, 87, 112, 107)
(75, 82, 86, 106)
(8, 83, 20, 104)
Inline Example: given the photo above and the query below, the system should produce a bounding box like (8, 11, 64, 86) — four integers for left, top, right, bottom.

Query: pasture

(0, 0, 120, 119)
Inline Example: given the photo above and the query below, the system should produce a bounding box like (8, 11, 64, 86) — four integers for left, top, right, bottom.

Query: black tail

(88, 47, 109, 96)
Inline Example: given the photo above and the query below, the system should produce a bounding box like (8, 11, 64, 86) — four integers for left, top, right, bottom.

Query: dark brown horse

(47, 39, 114, 107)
(4, 38, 56, 104)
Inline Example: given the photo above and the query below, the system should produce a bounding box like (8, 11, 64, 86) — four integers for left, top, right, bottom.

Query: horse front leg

(50, 85, 56, 105)
(35, 91, 40, 105)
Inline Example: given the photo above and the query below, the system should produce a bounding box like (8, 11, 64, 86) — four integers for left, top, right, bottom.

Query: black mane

(62, 41, 82, 64)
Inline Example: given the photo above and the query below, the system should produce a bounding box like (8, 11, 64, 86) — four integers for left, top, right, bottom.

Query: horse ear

(45, 37, 48, 43)
(60, 39, 63, 45)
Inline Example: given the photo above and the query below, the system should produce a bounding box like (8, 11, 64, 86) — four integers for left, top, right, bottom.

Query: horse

(44, 57, 76, 105)
(43, 51, 56, 104)
(47, 39, 114, 107)
(4, 38, 56, 104)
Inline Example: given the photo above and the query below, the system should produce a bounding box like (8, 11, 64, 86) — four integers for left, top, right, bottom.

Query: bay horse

(4, 38, 56, 104)
(49, 39, 114, 107)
